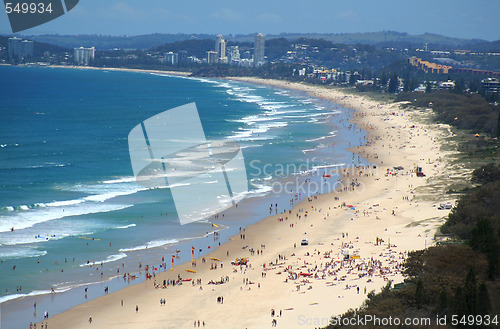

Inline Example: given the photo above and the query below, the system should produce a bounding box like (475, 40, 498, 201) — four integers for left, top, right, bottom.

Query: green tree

(497, 112, 500, 137)
(453, 286, 467, 318)
(468, 79, 480, 93)
(471, 163, 500, 185)
(425, 80, 432, 93)
(470, 218, 500, 279)
(415, 279, 427, 309)
(477, 282, 491, 315)
(464, 268, 478, 314)
(453, 78, 465, 94)
(380, 72, 387, 88)
(437, 289, 449, 315)
(388, 73, 398, 94)
(403, 75, 411, 92)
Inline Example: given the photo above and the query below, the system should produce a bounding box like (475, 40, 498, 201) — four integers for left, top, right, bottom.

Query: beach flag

(171, 255, 175, 271)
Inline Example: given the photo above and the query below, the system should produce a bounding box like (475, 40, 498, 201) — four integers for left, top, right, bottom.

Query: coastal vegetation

(324, 163, 500, 328)
(396, 92, 500, 136)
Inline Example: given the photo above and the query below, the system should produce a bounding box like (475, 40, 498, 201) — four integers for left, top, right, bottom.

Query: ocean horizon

(0, 65, 366, 328)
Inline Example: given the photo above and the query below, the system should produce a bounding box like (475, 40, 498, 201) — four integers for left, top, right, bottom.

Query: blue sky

(1, 0, 499, 40)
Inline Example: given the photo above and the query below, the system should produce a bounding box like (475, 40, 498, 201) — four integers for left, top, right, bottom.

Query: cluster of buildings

(207, 33, 266, 67)
(409, 56, 500, 77)
(8, 37, 34, 59)
(408, 56, 451, 74)
(481, 78, 500, 94)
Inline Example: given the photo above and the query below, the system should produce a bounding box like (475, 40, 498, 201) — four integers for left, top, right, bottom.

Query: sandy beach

(34, 76, 458, 329)
(47, 64, 192, 76)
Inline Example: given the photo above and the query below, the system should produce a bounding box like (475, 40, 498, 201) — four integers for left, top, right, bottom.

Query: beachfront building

(481, 78, 500, 94)
(215, 34, 228, 64)
(74, 47, 95, 66)
(239, 58, 254, 68)
(228, 45, 240, 66)
(8, 37, 34, 59)
(164, 52, 179, 65)
(408, 56, 451, 74)
(254, 33, 265, 67)
(207, 50, 219, 64)
(178, 50, 188, 63)
(438, 80, 455, 90)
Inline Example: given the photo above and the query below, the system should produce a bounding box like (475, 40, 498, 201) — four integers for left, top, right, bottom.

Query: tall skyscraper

(254, 33, 265, 67)
(215, 34, 227, 64)
(8, 37, 33, 59)
(74, 47, 95, 66)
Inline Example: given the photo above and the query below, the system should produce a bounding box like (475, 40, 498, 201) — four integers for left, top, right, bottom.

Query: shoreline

(1, 67, 364, 328)
(9, 70, 457, 328)
(7, 63, 193, 77)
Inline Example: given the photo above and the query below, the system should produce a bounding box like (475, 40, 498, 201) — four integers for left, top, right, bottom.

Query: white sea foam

(115, 223, 136, 230)
(101, 176, 137, 184)
(313, 164, 346, 170)
(118, 239, 180, 252)
(83, 188, 147, 203)
(305, 134, 338, 142)
(0, 287, 73, 304)
(79, 252, 127, 267)
(0, 247, 47, 260)
(0, 204, 133, 234)
(46, 199, 85, 207)
(247, 182, 273, 198)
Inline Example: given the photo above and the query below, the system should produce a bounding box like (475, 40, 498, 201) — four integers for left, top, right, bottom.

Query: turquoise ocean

(0, 66, 366, 328)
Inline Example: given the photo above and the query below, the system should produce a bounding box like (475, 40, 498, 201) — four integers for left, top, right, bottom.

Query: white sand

(39, 77, 457, 329)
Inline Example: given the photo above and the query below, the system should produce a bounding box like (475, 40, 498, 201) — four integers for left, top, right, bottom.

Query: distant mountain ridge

(5, 31, 497, 51)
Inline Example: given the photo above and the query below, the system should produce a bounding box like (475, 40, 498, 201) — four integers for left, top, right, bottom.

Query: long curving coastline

(23, 74, 459, 329)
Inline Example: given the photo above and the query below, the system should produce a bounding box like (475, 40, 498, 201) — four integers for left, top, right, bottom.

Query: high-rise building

(254, 33, 265, 67)
(8, 37, 34, 59)
(178, 50, 188, 63)
(207, 50, 218, 64)
(228, 46, 240, 65)
(215, 34, 227, 64)
(74, 47, 95, 66)
(164, 52, 179, 65)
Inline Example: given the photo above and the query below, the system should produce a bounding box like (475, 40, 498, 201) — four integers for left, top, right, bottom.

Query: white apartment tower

(74, 47, 95, 66)
(215, 34, 228, 64)
(254, 33, 265, 67)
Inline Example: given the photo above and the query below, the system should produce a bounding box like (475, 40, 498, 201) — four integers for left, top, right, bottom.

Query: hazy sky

(1, 0, 499, 40)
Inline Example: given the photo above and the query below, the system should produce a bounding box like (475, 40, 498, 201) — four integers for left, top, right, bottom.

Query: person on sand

(89, 316, 92, 324)
(136, 305, 139, 312)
